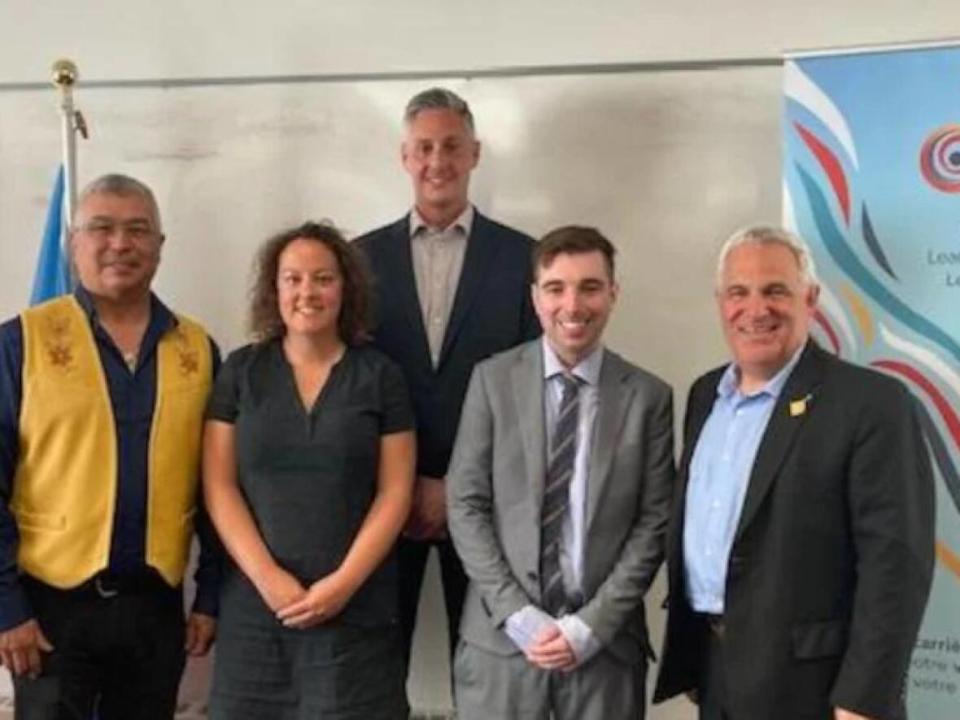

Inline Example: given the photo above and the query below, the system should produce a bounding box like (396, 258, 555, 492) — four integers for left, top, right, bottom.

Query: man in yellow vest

(0, 174, 222, 719)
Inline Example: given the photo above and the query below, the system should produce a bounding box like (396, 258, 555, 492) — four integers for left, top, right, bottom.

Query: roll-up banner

(783, 40, 960, 717)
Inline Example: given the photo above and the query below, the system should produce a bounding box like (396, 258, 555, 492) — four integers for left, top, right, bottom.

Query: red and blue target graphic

(920, 123, 960, 193)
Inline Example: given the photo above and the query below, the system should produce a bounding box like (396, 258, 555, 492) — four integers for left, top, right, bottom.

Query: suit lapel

(439, 212, 499, 366)
(512, 342, 547, 504)
(381, 216, 432, 365)
(734, 343, 826, 539)
(585, 351, 634, 534)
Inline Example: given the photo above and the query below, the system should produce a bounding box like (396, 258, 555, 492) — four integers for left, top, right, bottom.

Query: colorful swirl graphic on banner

(860, 206, 897, 281)
(812, 281, 857, 356)
(787, 74, 960, 578)
(795, 164, 960, 365)
(920, 123, 960, 193)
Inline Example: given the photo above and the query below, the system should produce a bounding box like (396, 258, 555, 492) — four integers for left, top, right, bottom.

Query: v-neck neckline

(276, 341, 348, 419)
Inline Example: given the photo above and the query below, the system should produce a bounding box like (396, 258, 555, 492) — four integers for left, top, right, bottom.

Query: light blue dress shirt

(504, 340, 603, 664)
(683, 347, 804, 614)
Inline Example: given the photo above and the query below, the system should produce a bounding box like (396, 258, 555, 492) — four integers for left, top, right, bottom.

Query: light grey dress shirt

(409, 204, 473, 366)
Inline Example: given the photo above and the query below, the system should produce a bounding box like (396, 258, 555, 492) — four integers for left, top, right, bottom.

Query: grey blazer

(447, 340, 675, 664)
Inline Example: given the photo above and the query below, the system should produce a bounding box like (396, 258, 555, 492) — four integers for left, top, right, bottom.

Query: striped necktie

(540, 373, 581, 615)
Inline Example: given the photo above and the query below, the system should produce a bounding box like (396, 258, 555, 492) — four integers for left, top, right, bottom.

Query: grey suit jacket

(447, 340, 675, 664)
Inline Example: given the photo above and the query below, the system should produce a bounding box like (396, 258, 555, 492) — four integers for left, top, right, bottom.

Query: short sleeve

(205, 345, 248, 423)
(378, 356, 415, 435)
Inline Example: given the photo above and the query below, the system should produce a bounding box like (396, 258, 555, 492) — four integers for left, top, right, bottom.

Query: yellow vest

(12, 295, 212, 588)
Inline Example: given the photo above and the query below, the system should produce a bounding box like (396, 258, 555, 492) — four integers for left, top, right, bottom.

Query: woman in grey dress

(203, 221, 415, 719)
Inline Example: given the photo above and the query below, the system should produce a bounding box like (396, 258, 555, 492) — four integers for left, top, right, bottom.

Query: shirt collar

(717, 342, 806, 401)
(542, 337, 604, 387)
(74, 285, 177, 334)
(409, 204, 474, 238)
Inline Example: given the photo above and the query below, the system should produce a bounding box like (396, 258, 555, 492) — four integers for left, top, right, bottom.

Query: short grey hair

(404, 87, 475, 136)
(716, 224, 818, 289)
(75, 173, 162, 233)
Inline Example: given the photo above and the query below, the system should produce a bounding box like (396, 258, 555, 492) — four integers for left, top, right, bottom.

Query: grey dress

(206, 341, 413, 720)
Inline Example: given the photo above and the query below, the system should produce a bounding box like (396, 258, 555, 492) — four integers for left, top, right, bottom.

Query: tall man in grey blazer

(654, 226, 935, 720)
(448, 226, 674, 719)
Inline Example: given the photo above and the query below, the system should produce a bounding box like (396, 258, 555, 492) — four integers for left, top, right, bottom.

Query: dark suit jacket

(354, 210, 540, 478)
(654, 342, 935, 720)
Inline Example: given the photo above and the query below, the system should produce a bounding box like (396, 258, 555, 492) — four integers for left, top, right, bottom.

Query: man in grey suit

(447, 226, 674, 719)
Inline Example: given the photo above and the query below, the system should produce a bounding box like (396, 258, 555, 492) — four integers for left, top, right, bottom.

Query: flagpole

(51, 59, 83, 231)
(51, 59, 87, 288)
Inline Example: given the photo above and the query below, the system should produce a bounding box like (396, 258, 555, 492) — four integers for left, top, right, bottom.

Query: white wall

(0, 1, 954, 85)
(0, 3, 955, 718)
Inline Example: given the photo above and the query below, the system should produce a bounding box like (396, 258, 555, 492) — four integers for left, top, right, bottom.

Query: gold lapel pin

(789, 393, 813, 417)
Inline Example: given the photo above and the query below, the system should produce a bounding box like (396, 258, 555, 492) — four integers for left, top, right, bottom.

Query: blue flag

(30, 166, 71, 305)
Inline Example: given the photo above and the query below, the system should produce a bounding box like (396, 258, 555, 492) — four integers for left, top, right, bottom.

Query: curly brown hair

(249, 221, 372, 344)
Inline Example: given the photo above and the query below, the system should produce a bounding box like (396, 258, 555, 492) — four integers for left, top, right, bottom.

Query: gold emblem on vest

(171, 327, 199, 376)
(44, 311, 76, 371)
(48, 344, 74, 368)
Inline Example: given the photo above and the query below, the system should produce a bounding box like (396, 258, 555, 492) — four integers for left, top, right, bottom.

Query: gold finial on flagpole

(51, 58, 78, 88)
(50, 58, 82, 240)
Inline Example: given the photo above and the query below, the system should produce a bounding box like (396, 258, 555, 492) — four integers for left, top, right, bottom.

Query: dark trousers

(397, 536, 468, 672)
(698, 617, 728, 720)
(13, 576, 186, 720)
(697, 618, 839, 720)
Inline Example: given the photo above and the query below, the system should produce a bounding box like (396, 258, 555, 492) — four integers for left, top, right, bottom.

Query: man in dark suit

(353, 87, 540, 687)
(654, 225, 935, 720)
(447, 226, 674, 719)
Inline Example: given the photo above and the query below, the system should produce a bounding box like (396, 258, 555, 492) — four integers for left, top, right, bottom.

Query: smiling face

(717, 242, 818, 390)
(401, 108, 480, 227)
(532, 250, 618, 369)
(70, 191, 163, 303)
(276, 237, 344, 341)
